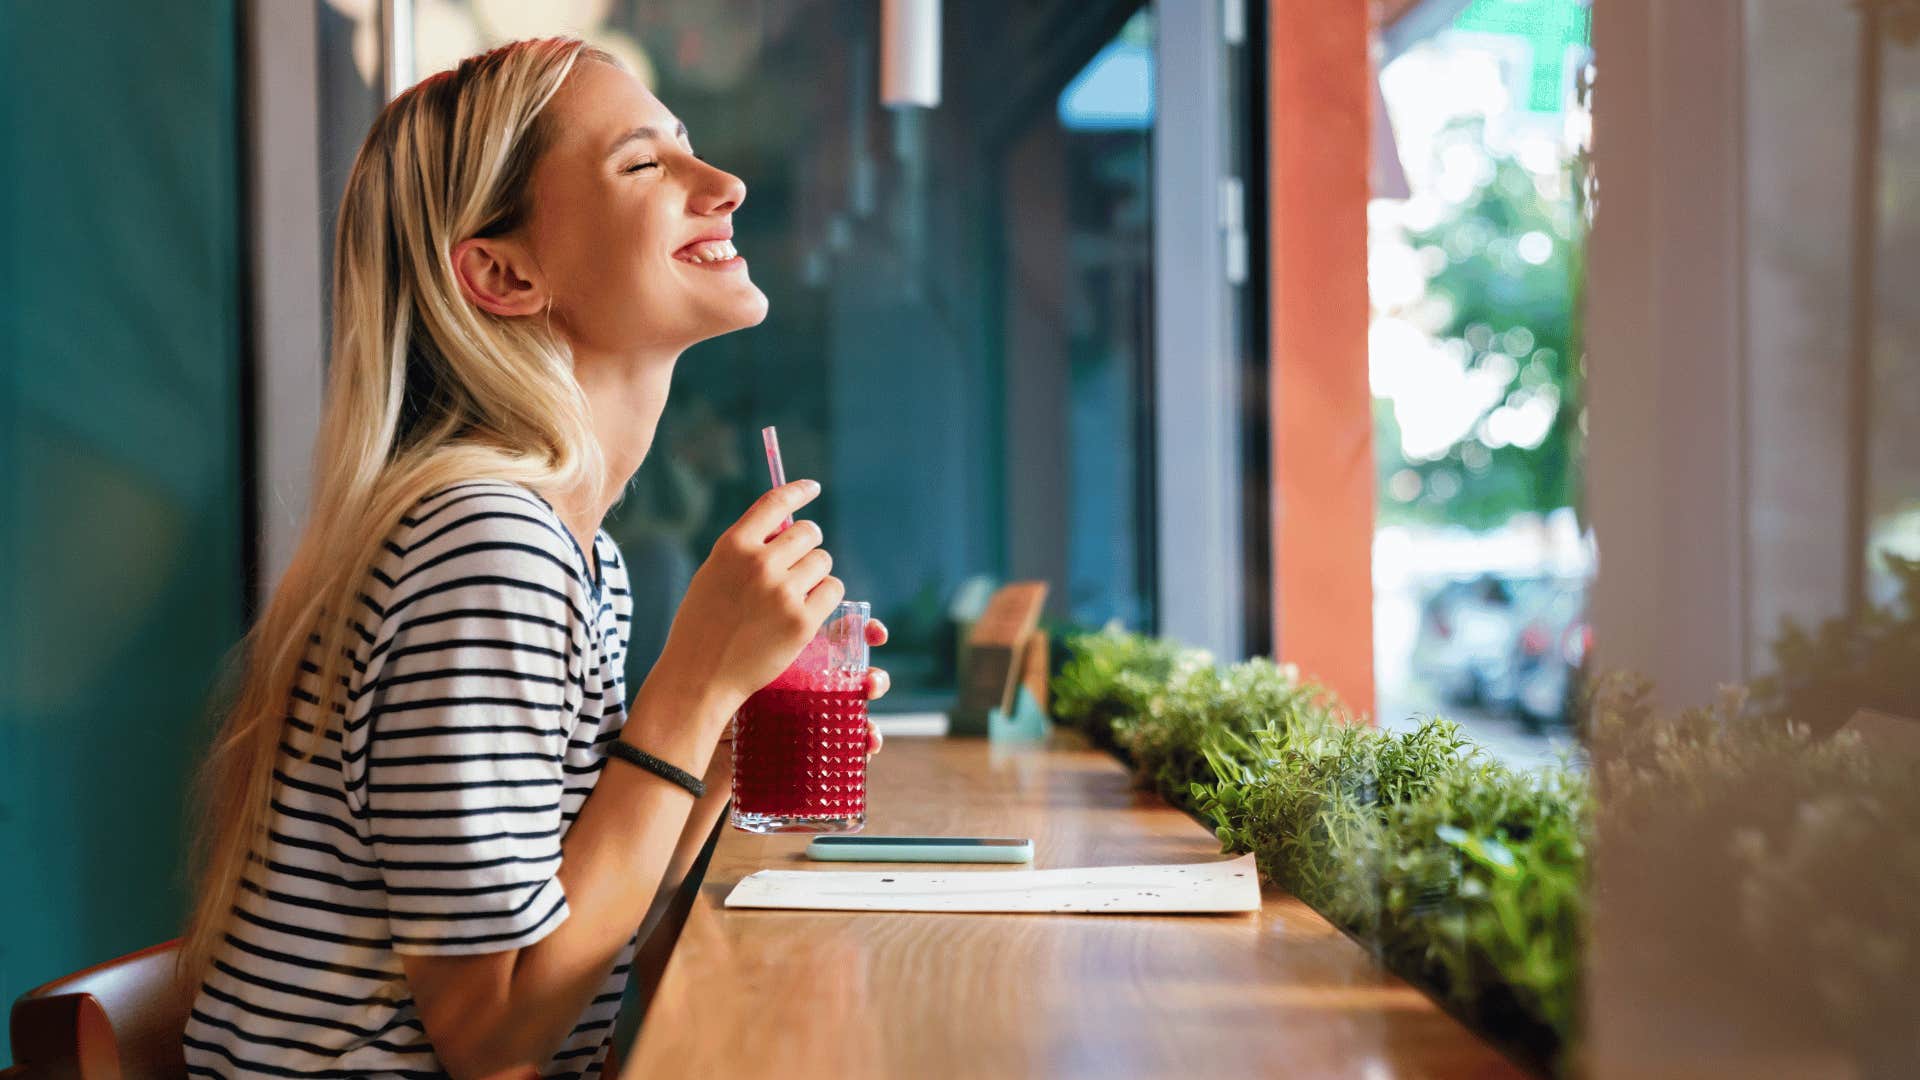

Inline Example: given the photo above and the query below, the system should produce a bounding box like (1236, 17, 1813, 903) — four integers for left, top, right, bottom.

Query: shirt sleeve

(344, 491, 590, 956)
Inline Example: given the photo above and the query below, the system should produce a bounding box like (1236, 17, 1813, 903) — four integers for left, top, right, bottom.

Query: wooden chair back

(8, 939, 189, 1080)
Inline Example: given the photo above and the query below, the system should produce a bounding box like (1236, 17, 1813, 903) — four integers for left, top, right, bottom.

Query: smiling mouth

(673, 238, 741, 267)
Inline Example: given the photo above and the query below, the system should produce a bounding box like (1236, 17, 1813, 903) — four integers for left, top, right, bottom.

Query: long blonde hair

(182, 37, 617, 987)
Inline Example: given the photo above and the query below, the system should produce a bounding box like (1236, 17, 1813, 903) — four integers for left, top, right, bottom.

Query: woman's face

(518, 60, 768, 355)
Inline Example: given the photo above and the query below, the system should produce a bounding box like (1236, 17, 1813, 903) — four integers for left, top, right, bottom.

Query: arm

(401, 675, 727, 1079)
(399, 480, 841, 1078)
(633, 743, 733, 950)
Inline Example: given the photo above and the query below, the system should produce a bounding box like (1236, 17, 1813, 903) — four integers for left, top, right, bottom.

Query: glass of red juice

(730, 600, 870, 833)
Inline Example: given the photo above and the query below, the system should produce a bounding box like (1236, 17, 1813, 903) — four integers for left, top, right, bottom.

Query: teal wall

(0, 2, 247, 1058)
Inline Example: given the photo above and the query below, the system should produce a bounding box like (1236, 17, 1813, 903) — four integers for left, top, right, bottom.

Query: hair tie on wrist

(606, 740, 706, 798)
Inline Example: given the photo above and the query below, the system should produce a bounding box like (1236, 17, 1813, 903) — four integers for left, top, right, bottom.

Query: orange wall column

(1267, 0, 1376, 718)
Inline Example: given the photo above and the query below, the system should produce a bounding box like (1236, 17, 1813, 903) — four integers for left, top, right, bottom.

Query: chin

(735, 286, 770, 328)
(711, 285, 770, 335)
(677, 297, 768, 350)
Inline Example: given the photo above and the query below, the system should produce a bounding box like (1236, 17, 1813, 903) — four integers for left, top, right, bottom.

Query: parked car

(1511, 580, 1590, 731)
(1409, 573, 1589, 727)
(1409, 574, 1525, 712)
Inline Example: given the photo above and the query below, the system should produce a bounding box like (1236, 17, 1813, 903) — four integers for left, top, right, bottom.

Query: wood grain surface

(622, 730, 1528, 1079)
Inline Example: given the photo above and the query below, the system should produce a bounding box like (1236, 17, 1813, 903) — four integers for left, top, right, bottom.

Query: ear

(450, 237, 548, 318)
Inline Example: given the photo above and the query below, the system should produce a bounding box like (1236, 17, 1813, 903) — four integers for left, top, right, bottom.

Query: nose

(691, 162, 745, 217)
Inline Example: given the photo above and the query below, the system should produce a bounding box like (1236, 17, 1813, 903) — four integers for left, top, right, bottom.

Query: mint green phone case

(804, 836, 1035, 863)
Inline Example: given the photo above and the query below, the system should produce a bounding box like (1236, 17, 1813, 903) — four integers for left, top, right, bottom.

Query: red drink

(730, 604, 870, 833)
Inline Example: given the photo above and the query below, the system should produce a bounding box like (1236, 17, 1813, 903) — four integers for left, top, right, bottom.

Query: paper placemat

(723, 853, 1261, 914)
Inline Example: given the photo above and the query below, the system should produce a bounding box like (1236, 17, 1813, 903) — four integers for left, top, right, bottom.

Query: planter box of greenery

(1051, 604, 1919, 1075)
(1052, 632, 1582, 1068)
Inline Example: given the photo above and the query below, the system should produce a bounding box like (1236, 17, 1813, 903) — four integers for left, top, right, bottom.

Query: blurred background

(1367, 1, 1595, 767)
(4, 0, 1917, 1073)
(315, 0, 1211, 711)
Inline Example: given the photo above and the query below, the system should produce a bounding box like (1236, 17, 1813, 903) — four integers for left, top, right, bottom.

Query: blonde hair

(181, 37, 617, 987)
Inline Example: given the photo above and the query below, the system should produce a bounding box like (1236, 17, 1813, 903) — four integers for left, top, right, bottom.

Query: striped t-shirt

(185, 480, 636, 1078)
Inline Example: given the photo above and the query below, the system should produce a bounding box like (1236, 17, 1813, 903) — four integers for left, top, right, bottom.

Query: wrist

(632, 654, 739, 744)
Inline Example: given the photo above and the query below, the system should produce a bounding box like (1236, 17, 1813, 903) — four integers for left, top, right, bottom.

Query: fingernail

(802, 479, 821, 494)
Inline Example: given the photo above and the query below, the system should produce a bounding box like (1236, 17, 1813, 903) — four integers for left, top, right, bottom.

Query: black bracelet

(605, 740, 707, 798)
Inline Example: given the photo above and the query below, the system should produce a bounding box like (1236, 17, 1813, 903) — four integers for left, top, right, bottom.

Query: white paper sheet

(723, 853, 1262, 914)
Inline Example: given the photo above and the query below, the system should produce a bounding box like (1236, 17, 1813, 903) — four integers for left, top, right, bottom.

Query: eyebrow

(605, 121, 688, 158)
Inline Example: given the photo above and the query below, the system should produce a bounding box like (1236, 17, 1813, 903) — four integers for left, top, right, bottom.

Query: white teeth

(679, 239, 738, 263)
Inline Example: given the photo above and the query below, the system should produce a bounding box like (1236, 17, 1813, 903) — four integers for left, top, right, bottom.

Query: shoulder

(373, 479, 591, 606)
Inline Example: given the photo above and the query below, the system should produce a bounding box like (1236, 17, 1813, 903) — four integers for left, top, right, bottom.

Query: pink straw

(762, 425, 795, 531)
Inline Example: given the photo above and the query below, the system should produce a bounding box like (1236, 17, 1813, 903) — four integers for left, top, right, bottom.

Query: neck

(547, 343, 681, 555)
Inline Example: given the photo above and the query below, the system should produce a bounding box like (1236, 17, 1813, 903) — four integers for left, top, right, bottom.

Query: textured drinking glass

(730, 601, 870, 833)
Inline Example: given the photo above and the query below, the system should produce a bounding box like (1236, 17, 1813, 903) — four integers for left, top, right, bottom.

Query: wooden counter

(622, 730, 1527, 1078)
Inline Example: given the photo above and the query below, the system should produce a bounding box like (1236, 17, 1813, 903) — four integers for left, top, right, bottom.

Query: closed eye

(623, 160, 659, 174)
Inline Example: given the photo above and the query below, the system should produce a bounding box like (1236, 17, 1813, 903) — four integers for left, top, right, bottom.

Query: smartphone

(803, 835, 1035, 863)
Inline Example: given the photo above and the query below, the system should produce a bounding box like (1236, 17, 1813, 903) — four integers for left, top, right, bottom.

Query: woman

(181, 38, 886, 1078)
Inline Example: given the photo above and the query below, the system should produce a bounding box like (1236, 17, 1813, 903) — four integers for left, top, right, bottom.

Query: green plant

(1585, 673, 1920, 1066)
(1049, 625, 1209, 750)
(1051, 627, 1917, 1073)
(1754, 551, 1920, 734)
(1117, 657, 1333, 796)
(1053, 628, 1586, 1065)
(1194, 715, 1584, 1063)
(1381, 756, 1587, 1044)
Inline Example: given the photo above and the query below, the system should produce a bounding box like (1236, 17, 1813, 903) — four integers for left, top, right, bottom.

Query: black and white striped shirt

(185, 480, 636, 1079)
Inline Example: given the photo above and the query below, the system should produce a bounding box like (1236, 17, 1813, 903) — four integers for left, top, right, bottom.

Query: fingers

(865, 667, 891, 701)
(866, 719, 884, 757)
(864, 618, 889, 647)
(801, 573, 847, 624)
(737, 479, 820, 543)
(764, 518, 823, 571)
(788, 548, 834, 596)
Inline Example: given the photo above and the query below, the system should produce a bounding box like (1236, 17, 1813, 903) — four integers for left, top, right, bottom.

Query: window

(313, 1, 1213, 704)
(1369, 0, 1593, 765)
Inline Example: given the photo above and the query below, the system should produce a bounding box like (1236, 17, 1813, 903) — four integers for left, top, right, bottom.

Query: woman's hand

(714, 614, 892, 755)
(863, 617, 890, 756)
(647, 480, 841, 727)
